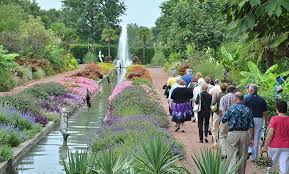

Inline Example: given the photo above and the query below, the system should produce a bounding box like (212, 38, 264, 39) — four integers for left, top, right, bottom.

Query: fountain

(117, 24, 132, 68)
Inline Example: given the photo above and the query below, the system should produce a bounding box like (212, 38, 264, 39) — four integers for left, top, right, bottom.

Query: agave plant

(63, 149, 96, 174)
(94, 150, 132, 174)
(134, 135, 187, 174)
(191, 149, 245, 174)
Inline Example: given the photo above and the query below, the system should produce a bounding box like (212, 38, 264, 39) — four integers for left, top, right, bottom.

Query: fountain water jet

(117, 24, 132, 67)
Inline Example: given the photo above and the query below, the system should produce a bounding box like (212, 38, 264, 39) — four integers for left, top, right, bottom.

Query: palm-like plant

(134, 135, 187, 174)
(138, 27, 151, 64)
(191, 149, 245, 174)
(101, 28, 118, 57)
(63, 149, 96, 174)
(94, 150, 132, 174)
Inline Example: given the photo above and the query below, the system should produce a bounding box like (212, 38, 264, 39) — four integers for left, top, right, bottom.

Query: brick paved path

(0, 64, 86, 97)
(148, 67, 265, 174)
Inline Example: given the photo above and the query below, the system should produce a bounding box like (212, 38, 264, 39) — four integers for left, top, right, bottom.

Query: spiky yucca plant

(63, 149, 96, 174)
(191, 149, 245, 174)
(134, 135, 187, 174)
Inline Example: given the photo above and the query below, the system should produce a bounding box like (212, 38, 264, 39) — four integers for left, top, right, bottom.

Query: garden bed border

(0, 72, 112, 174)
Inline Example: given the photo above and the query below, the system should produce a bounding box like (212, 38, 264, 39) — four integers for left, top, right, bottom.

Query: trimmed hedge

(71, 44, 117, 63)
(71, 44, 155, 65)
(130, 47, 155, 64)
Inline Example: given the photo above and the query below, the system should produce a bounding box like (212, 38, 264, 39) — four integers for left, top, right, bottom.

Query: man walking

(221, 92, 254, 174)
(219, 85, 237, 157)
(244, 84, 268, 162)
(182, 69, 193, 87)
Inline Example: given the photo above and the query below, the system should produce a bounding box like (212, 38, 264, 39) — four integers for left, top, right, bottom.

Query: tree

(19, 16, 54, 58)
(101, 28, 118, 57)
(50, 22, 79, 50)
(62, 0, 125, 42)
(138, 27, 152, 64)
(0, 0, 42, 18)
(154, 0, 227, 58)
(0, 4, 25, 32)
(224, 0, 289, 68)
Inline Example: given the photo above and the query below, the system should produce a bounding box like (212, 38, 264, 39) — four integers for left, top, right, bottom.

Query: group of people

(164, 69, 289, 174)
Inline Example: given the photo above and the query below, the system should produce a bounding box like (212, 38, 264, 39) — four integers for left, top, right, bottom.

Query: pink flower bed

(108, 80, 133, 103)
(59, 77, 99, 98)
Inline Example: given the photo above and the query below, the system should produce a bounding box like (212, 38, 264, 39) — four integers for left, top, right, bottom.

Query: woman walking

(195, 83, 212, 143)
(263, 100, 289, 174)
(171, 79, 194, 132)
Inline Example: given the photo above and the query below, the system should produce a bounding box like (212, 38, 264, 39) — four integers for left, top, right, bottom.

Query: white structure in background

(98, 50, 104, 62)
(117, 24, 132, 67)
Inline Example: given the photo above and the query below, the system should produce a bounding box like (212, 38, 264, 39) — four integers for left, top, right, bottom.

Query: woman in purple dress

(171, 79, 194, 132)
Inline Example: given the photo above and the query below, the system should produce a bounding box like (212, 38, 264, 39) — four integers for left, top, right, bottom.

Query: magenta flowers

(59, 77, 100, 98)
(108, 80, 133, 102)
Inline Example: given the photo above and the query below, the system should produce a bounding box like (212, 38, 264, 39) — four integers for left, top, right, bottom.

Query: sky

(35, 0, 165, 27)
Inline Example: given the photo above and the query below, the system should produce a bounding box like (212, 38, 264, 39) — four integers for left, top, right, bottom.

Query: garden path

(148, 67, 265, 174)
(0, 64, 86, 97)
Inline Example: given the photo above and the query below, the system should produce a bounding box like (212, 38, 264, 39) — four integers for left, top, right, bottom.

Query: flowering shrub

(132, 78, 152, 88)
(111, 86, 167, 127)
(59, 77, 99, 98)
(126, 65, 152, 81)
(96, 62, 116, 75)
(139, 84, 161, 105)
(108, 80, 133, 102)
(93, 116, 182, 157)
(0, 124, 26, 147)
(22, 82, 68, 99)
(41, 92, 84, 114)
(72, 64, 103, 80)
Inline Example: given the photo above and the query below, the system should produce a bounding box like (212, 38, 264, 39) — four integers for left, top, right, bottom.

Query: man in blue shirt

(221, 92, 254, 174)
(244, 84, 268, 162)
(182, 69, 193, 87)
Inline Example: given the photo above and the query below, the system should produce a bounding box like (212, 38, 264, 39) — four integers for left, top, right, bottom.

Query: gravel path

(148, 67, 265, 174)
(0, 65, 87, 97)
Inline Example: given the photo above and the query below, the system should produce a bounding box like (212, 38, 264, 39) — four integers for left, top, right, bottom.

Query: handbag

(193, 94, 201, 112)
(210, 103, 218, 112)
(256, 151, 272, 168)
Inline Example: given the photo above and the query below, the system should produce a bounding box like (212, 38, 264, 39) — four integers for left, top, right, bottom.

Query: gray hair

(201, 83, 208, 91)
(249, 84, 258, 93)
(171, 70, 177, 77)
(214, 79, 221, 85)
(186, 69, 193, 75)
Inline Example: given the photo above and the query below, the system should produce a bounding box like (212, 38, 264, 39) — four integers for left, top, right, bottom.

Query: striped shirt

(219, 93, 235, 113)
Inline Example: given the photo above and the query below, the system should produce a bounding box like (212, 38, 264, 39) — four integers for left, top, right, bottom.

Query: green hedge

(130, 47, 155, 64)
(71, 44, 117, 63)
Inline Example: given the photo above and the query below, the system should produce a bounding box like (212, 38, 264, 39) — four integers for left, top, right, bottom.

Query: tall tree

(50, 22, 79, 50)
(155, 0, 227, 58)
(62, 0, 125, 42)
(224, 0, 289, 67)
(0, 4, 24, 32)
(101, 28, 118, 57)
(138, 27, 152, 64)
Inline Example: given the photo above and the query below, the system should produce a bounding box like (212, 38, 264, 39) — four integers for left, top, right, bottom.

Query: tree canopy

(62, 0, 125, 42)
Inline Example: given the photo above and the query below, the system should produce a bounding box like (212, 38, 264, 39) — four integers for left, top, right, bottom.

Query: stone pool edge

(0, 72, 113, 174)
(0, 122, 56, 174)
